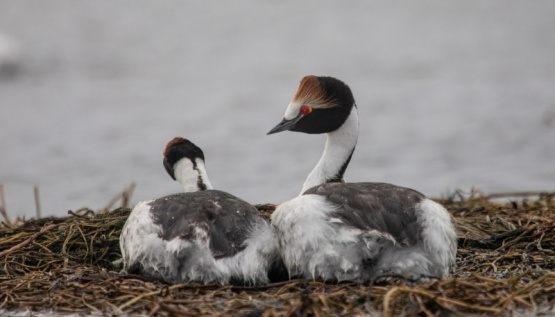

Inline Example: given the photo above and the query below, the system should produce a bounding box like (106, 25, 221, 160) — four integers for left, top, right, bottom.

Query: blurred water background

(0, 1, 554, 218)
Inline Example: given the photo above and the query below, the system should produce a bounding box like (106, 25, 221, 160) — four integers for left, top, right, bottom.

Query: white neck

(300, 106, 359, 194)
(174, 158, 213, 192)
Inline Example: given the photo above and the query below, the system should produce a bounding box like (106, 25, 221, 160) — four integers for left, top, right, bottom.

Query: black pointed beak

(163, 158, 177, 180)
(267, 115, 303, 135)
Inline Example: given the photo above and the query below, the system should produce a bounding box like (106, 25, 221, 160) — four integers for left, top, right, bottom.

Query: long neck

(174, 158, 213, 192)
(300, 106, 359, 194)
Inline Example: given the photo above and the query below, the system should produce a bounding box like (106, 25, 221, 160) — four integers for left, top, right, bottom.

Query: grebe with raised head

(267, 76, 457, 283)
(120, 137, 281, 285)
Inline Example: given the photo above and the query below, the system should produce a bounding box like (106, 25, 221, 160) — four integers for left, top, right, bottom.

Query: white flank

(416, 198, 457, 276)
(217, 220, 280, 285)
(272, 194, 392, 282)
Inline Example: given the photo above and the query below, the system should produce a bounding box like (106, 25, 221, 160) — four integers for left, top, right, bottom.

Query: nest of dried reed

(0, 190, 554, 316)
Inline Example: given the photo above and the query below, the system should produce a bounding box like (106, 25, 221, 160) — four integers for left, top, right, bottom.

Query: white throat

(174, 158, 214, 192)
(300, 106, 359, 194)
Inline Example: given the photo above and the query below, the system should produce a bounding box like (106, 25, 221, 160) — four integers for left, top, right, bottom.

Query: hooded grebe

(120, 137, 281, 285)
(267, 76, 457, 283)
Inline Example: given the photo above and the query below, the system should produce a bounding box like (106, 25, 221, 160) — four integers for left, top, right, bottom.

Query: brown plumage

(293, 75, 339, 109)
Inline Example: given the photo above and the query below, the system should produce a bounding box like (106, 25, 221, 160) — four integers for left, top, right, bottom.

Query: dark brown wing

(304, 182, 425, 246)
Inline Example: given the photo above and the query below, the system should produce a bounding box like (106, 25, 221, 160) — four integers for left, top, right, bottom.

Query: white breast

(271, 195, 395, 281)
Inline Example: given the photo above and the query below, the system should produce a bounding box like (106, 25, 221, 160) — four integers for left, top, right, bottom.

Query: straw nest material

(1, 191, 554, 316)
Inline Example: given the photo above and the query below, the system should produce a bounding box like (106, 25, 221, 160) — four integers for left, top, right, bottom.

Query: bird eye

(300, 105, 313, 115)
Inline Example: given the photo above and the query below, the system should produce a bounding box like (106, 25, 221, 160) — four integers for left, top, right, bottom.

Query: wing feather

(149, 190, 263, 258)
(304, 182, 425, 246)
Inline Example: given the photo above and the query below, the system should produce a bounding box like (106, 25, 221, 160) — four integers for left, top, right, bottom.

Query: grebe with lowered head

(267, 75, 457, 283)
(120, 137, 281, 285)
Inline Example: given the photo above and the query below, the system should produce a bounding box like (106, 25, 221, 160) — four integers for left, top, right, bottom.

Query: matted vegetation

(1, 191, 554, 316)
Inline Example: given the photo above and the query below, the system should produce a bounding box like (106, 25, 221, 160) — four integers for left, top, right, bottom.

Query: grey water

(0, 1, 554, 218)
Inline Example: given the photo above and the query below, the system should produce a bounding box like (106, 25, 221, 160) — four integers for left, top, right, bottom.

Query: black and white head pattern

(268, 75, 356, 135)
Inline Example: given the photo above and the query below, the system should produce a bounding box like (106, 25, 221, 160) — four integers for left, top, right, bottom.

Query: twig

(0, 184, 11, 225)
(254, 203, 277, 211)
(0, 223, 58, 257)
(118, 283, 199, 310)
(121, 183, 136, 208)
(460, 227, 527, 249)
(68, 208, 95, 217)
(104, 183, 136, 211)
(383, 286, 503, 316)
(382, 286, 402, 317)
(229, 279, 305, 291)
(485, 191, 554, 200)
(34, 185, 41, 219)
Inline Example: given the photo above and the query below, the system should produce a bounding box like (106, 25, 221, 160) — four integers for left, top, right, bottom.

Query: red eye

(300, 105, 313, 115)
